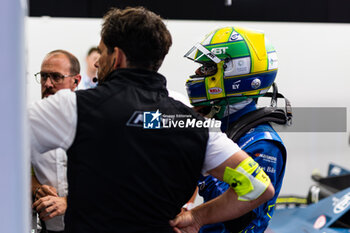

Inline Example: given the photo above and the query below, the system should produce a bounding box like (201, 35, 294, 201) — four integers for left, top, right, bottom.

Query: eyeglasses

(34, 72, 76, 84)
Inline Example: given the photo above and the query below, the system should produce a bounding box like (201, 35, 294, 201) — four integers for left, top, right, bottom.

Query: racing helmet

(185, 26, 278, 107)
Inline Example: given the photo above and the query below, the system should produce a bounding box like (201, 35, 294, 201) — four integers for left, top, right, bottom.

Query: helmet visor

(184, 43, 221, 64)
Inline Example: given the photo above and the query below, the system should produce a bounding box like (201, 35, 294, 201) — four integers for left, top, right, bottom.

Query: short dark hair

(101, 7, 172, 71)
(87, 47, 98, 56)
(47, 49, 80, 75)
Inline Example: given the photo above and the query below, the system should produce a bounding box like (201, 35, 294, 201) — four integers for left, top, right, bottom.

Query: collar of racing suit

(220, 100, 257, 132)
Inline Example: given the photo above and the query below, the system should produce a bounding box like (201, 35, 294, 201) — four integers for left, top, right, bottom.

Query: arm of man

(29, 90, 73, 220)
(170, 131, 274, 232)
(28, 89, 77, 154)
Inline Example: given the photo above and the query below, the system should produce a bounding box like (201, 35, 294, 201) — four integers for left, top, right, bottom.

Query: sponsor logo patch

(333, 192, 350, 214)
(268, 52, 278, 70)
(229, 32, 243, 41)
(211, 47, 229, 55)
(313, 215, 327, 229)
(255, 153, 277, 163)
(266, 166, 276, 174)
(208, 87, 223, 94)
(251, 78, 261, 89)
(232, 80, 241, 90)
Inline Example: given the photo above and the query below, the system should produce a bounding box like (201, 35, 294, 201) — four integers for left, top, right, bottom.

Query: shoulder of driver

(203, 125, 241, 174)
(28, 89, 77, 154)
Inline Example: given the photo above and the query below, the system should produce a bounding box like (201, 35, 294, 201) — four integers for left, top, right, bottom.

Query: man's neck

(86, 69, 96, 80)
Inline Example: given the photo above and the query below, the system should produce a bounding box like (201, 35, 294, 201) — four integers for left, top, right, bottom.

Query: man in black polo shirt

(29, 7, 274, 233)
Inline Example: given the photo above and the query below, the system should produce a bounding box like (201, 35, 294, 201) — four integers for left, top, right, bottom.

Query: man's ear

(112, 47, 127, 69)
(73, 74, 81, 87)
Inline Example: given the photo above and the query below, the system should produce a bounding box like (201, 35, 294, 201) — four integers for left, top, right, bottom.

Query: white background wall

(27, 17, 350, 197)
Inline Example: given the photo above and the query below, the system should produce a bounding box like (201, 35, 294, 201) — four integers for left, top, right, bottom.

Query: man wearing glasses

(31, 50, 81, 233)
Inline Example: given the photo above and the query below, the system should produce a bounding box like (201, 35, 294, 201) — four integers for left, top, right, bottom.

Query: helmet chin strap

(208, 98, 254, 120)
(205, 105, 222, 118)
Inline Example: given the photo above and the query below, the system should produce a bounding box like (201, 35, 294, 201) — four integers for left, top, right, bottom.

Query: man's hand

(169, 210, 201, 233)
(32, 196, 67, 221)
(34, 184, 58, 199)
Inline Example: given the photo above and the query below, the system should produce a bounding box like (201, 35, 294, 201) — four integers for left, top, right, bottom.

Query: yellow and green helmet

(184, 26, 278, 106)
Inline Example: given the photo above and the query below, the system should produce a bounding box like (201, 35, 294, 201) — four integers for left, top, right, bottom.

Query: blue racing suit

(198, 101, 286, 233)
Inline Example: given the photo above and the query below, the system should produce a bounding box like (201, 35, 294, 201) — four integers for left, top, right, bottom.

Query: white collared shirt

(31, 148, 68, 231)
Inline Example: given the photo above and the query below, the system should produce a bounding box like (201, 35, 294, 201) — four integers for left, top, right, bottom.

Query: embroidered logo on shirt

(126, 111, 144, 127)
(266, 166, 276, 174)
(254, 153, 277, 163)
